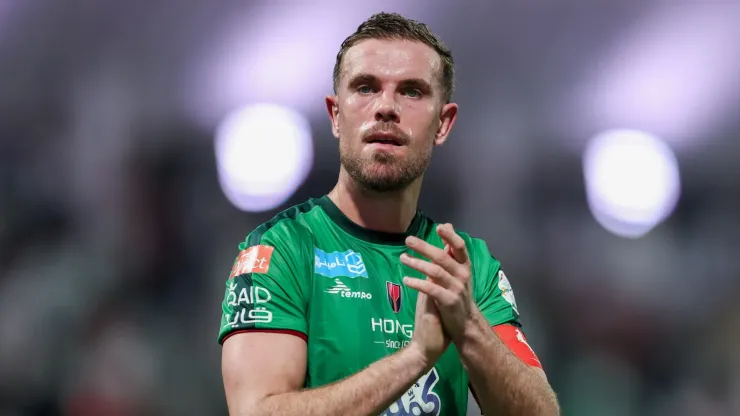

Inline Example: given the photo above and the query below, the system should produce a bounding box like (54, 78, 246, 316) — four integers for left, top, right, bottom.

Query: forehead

(341, 38, 442, 84)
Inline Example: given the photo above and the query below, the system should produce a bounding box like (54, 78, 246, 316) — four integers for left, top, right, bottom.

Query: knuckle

(414, 259, 428, 271)
(442, 296, 456, 308)
(431, 251, 448, 264)
(437, 256, 456, 270)
(458, 266, 471, 280)
(452, 283, 464, 298)
(430, 263, 445, 277)
(453, 267, 467, 280)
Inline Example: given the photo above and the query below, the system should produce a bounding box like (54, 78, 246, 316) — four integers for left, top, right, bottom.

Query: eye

(358, 85, 373, 94)
(404, 89, 422, 98)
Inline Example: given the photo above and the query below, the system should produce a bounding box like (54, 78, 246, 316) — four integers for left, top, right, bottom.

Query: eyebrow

(347, 73, 378, 88)
(347, 73, 434, 95)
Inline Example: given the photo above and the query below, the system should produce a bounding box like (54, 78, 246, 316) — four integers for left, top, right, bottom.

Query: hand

(408, 289, 449, 367)
(401, 223, 475, 343)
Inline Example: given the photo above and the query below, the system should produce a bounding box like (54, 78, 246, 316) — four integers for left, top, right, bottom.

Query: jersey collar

(315, 195, 426, 245)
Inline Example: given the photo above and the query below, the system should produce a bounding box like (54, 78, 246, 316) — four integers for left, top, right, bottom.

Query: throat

(328, 184, 419, 235)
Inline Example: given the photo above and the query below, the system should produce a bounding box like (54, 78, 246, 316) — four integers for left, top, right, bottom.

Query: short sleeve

(217, 225, 311, 345)
(467, 237, 521, 327)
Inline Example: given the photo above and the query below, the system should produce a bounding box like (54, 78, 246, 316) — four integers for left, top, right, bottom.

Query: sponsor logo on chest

(325, 278, 373, 300)
(314, 247, 368, 278)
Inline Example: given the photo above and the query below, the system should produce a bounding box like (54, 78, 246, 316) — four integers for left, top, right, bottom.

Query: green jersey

(218, 195, 521, 416)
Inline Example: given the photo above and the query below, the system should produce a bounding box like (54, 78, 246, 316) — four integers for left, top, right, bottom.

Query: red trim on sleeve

(222, 328, 308, 344)
(493, 324, 542, 369)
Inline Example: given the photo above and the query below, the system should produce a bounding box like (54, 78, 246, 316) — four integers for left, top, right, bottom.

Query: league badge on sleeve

(497, 270, 518, 314)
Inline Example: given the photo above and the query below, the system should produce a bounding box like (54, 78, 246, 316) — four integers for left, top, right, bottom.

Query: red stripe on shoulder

(493, 324, 543, 369)
(222, 329, 308, 344)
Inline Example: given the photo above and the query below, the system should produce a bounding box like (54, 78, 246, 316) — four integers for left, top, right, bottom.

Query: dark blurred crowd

(2, 1, 740, 415)
(2, 123, 739, 416)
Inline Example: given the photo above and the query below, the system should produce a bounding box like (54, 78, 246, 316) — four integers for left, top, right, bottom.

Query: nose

(374, 91, 400, 123)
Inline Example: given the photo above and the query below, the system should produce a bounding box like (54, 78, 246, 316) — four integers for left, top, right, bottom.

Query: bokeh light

(215, 104, 313, 212)
(583, 129, 681, 238)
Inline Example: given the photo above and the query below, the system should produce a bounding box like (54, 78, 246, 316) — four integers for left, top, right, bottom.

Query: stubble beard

(339, 137, 431, 193)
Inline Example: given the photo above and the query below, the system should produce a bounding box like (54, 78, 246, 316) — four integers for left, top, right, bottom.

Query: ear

(325, 95, 340, 139)
(433, 102, 459, 146)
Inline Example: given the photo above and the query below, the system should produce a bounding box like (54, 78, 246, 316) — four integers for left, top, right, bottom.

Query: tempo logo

(326, 279, 372, 300)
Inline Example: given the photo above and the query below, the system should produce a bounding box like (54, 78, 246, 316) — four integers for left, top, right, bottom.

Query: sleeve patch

(497, 270, 518, 314)
(493, 324, 542, 369)
(230, 245, 274, 278)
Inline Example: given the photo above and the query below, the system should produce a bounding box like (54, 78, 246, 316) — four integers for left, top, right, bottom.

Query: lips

(364, 133, 405, 146)
(369, 139, 400, 146)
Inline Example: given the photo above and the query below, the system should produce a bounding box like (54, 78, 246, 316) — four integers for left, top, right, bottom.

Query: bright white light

(583, 130, 681, 238)
(215, 104, 313, 212)
(184, 2, 431, 128)
(574, 4, 740, 150)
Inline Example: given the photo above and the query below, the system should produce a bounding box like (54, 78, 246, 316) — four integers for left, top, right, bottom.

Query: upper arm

(222, 331, 307, 414)
(467, 236, 545, 371)
(217, 223, 312, 412)
(218, 226, 311, 343)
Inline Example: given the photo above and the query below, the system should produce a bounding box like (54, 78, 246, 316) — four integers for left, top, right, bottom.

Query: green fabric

(219, 195, 521, 415)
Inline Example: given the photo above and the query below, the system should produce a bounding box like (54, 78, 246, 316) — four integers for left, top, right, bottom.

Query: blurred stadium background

(2, 1, 740, 415)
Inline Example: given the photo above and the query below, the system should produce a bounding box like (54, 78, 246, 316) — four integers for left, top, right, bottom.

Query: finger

(437, 223, 467, 262)
(406, 236, 463, 276)
(400, 253, 459, 289)
(403, 277, 455, 306)
(415, 291, 438, 315)
(437, 223, 470, 265)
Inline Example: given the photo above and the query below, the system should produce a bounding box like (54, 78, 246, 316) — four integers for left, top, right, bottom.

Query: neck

(328, 168, 423, 234)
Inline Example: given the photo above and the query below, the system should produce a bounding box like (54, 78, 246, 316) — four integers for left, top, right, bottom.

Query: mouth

(365, 133, 404, 147)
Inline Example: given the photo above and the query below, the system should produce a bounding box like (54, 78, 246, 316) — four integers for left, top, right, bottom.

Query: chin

(370, 151, 403, 164)
(359, 168, 414, 192)
(366, 157, 407, 174)
(359, 179, 409, 193)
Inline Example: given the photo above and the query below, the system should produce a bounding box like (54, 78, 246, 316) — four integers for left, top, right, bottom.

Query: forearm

(250, 346, 430, 416)
(458, 313, 559, 416)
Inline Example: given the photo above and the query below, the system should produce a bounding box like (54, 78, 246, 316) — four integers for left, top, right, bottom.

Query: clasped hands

(401, 223, 480, 362)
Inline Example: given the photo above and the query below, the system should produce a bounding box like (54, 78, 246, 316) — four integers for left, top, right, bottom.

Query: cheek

(346, 93, 360, 107)
(339, 102, 374, 138)
(343, 93, 371, 113)
(407, 112, 439, 142)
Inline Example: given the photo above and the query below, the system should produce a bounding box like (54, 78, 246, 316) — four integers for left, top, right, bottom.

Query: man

(219, 12, 559, 416)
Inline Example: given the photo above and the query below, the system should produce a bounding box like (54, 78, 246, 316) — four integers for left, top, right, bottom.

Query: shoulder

(239, 198, 322, 249)
(228, 199, 322, 279)
(451, 229, 520, 319)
